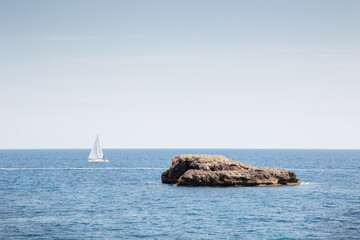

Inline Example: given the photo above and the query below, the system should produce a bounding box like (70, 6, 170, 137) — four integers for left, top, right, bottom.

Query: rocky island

(162, 155, 300, 186)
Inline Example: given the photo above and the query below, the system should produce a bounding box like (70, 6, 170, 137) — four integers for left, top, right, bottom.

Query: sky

(0, 0, 359, 149)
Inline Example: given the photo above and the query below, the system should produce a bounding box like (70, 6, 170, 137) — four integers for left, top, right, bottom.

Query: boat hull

(88, 158, 109, 163)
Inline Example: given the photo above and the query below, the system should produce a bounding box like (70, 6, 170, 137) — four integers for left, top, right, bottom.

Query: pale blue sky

(0, 0, 359, 149)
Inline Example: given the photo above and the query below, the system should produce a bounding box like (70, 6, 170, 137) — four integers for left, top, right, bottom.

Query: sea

(0, 149, 359, 239)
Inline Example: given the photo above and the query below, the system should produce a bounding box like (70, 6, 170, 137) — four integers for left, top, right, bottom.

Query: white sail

(88, 135, 108, 162)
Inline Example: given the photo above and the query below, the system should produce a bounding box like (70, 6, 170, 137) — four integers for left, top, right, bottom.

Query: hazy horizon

(1, 0, 359, 149)
(1, 147, 359, 151)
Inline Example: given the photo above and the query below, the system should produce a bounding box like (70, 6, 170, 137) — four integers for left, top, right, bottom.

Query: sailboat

(88, 135, 109, 162)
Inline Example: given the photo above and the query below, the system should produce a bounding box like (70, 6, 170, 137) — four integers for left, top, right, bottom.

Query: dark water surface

(0, 149, 359, 239)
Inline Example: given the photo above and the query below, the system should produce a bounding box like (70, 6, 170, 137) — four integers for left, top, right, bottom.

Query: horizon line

(0, 148, 359, 150)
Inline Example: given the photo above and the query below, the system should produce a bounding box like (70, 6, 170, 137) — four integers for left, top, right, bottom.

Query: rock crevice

(161, 155, 299, 186)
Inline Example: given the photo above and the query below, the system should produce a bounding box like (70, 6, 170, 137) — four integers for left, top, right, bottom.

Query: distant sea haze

(0, 149, 359, 239)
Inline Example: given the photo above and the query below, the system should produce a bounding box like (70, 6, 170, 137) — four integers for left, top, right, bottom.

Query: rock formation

(161, 155, 300, 186)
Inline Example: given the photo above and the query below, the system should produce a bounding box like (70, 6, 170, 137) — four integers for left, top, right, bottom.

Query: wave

(300, 182, 316, 185)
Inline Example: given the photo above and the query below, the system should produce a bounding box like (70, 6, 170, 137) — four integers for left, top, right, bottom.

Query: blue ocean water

(0, 149, 359, 239)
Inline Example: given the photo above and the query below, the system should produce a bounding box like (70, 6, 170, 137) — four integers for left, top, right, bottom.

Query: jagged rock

(161, 155, 300, 186)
